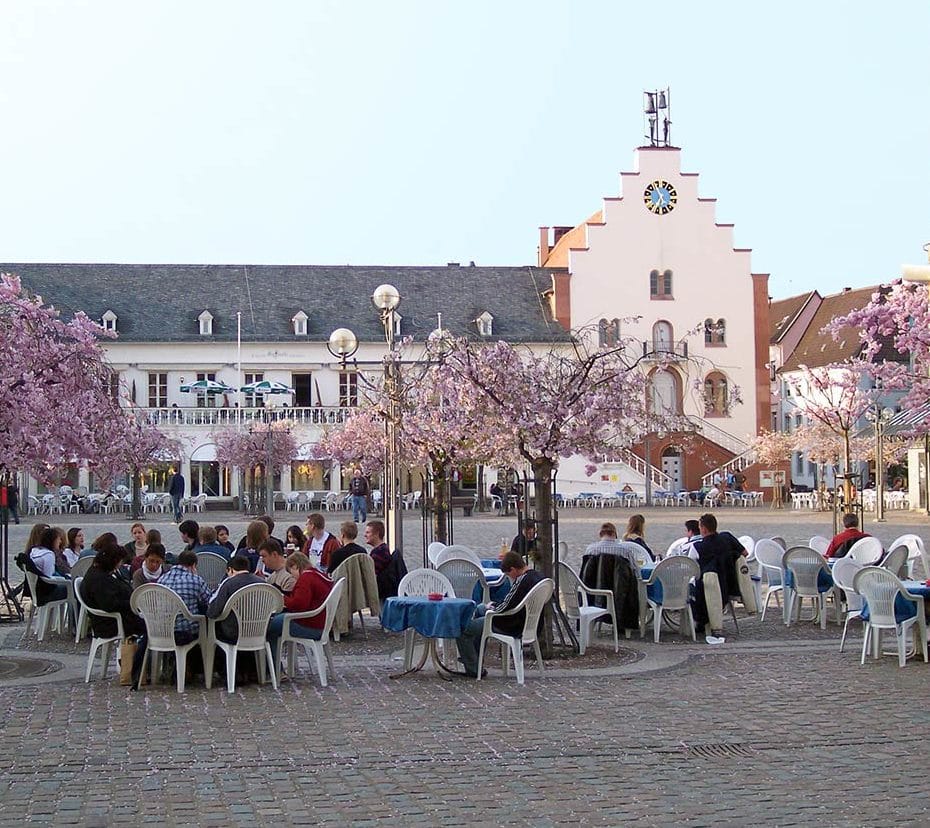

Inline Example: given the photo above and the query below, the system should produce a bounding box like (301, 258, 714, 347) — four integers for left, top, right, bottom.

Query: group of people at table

(21, 512, 399, 689)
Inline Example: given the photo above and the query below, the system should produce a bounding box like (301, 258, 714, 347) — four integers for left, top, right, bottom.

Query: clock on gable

(643, 179, 677, 215)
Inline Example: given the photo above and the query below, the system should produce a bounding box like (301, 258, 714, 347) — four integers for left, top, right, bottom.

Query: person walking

(349, 468, 369, 524)
(168, 468, 185, 524)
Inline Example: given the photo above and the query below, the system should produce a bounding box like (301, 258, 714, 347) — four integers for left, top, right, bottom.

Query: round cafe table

(381, 596, 476, 679)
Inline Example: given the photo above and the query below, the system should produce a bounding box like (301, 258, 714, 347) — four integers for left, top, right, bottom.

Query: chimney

(538, 227, 551, 267)
(552, 225, 573, 245)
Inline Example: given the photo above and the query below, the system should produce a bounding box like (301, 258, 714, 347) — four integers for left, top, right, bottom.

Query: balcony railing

(136, 406, 356, 427)
(642, 340, 688, 360)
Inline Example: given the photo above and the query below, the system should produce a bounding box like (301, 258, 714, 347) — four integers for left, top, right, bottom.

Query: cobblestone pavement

(2, 508, 930, 826)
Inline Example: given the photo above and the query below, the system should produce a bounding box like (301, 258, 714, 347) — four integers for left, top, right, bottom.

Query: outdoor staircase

(700, 446, 758, 488)
(617, 447, 673, 491)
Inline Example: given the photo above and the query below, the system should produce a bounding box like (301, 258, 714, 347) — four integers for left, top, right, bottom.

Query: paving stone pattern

(2, 508, 929, 825)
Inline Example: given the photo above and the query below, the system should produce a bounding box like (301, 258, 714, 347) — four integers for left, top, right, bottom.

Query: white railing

(686, 416, 750, 457)
(700, 447, 757, 488)
(617, 448, 673, 491)
(135, 406, 356, 428)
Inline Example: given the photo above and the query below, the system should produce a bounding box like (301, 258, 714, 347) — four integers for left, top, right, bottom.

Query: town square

(1, 2, 929, 826)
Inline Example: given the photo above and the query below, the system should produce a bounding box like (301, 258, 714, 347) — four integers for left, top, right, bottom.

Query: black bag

(377, 549, 408, 601)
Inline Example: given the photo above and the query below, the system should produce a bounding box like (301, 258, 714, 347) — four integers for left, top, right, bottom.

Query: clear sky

(0, 1, 927, 299)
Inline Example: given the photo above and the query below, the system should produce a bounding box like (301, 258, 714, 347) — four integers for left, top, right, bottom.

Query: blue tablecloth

(381, 597, 477, 638)
(861, 581, 930, 623)
(639, 565, 662, 604)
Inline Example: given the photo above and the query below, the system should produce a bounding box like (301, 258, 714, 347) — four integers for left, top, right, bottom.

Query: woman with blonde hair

(623, 513, 654, 562)
(242, 519, 269, 573)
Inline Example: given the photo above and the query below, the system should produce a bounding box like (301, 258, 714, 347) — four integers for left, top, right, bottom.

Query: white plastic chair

(427, 542, 447, 567)
(782, 546, 833, 629)
(754, 539, 786, 622)
(557, 562, 618, 655)
(397, 568, 456, 669)
(23, 570, 69, 641)
(189, 494, 207, 513)
(879, 546, 908, 579)
(889, 534, 928, 579)
(73, 576, 125, 682)
(434, 545, 482, 568)
(209, 583, 283, 693)
(847, 536, 884, 566)
(438, 559, 490, 604)
(323, 492, 340, 512)
(854, 567, 928, 668)
(769, 536, 787, 549)
(809, 536, 830, 556)
(131, 583, 211, 692)
(279, 577, 346, 687)
(285, 492, 300, 511)
(68, 557, 95, 642)
(831, 556, 864, 653)
(196, 552, 229, 591)
(476, 578, 554, 685)
(643, 556, 700, 643)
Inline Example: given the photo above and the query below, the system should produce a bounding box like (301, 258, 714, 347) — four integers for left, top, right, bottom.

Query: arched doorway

(661, 445, 684, 492)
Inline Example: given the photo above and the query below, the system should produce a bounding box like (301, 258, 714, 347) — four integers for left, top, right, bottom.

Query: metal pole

(265, 428, 275, 517)
(383, 307, 403, 554)
(643, 433, 652, 506)
(875, 419, 886, 522)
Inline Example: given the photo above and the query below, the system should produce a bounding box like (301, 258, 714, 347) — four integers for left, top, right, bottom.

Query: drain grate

(684, 742, 755, 759)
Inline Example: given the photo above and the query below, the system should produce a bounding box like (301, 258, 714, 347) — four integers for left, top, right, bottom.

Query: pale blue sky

(0, 1, 927, 299)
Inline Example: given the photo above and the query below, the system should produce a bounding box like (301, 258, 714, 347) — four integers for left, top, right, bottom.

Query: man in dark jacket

(168, 469, 185, 523)
(327, 521, 366, 574)
(691, 512, 746, 638)
(456, 551, 545, 678)
(349, 469, 370, 523)
(206, 555, 264, 643)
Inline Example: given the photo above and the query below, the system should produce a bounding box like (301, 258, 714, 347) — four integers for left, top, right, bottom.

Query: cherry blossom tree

(318, 408, 386, 476)
(443, 336, 658, 586)
(789, 364, 879, 508)
(826, 280, 926, 417)
(0, 272, 168, 487)
(215, 423, 297, 513)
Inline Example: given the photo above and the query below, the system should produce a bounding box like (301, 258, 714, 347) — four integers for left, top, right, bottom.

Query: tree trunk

(532, 456, 555, 657)
(433, 465, 450, 545)
(476, 465, 487, 513)
(843, 431, 854, 513)
(130, 467, 142, 520)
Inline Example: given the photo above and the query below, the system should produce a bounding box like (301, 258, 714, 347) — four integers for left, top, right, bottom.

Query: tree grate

(684, 743, 755, 759)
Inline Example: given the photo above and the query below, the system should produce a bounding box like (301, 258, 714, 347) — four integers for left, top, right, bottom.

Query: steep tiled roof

(779, 285, 901, 372)
(769, 290, 818, 344)
(542, 211, 603, 268)
(2, 263, 570, 344)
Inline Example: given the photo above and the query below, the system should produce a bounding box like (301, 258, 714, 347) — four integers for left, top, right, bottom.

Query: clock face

(644, 179, 677, 215)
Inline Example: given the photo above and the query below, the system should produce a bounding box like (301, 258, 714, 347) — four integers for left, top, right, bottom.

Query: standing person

(622, 514, 654, 562)
(304, 513, 341, 571)
(168, 467, 185, 524)
(349, 469, 370, 524)
(455, 551, 546, 679)
(7, 480, 19, 524)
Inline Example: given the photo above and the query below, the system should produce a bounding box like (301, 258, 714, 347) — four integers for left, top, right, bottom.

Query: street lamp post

(868, 406, 895, 523)
(328, 284, 404, 555)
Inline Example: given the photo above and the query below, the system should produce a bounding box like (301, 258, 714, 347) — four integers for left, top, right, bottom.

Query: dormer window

(198, 310, 214, 336)
(101, 310, 118, 332)
(476, 311, 494, 337)
(292, 310, 308, 336)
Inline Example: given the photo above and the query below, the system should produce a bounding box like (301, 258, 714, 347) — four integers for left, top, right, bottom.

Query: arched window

(704, 371, 728, 416)
(704, 318, 726, 346)
(598, 318, 620, 347)
(650, 369, 680, 415)
(652, 320, 673, 353)
(650, 269, 673, 299)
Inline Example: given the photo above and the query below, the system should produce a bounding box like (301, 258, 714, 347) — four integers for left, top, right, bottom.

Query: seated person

(157, 549, 211, 644)
(365, 520, 391, 578)
(510, 519, 538, 558)
(456, 551, 545, 679)
(131, 544, 170, 589)
(206, 555, 264, 644)
(178, 520, 200, 554)
(690, 513, 746, 639)
(196, 525, 233, 561)
(622, 514, 654, 562)
(703, 485, 722, 505)
(27, 525, 69, 604)
(81, 541, 147, 686)
(825, 513, 871, 559)
(667, 520, 701, 561)
(327, 521, 366, 574)
(304, 513, 341, 571)
(265, 552, 334, 665)
(215, 525, 235, 555)
(584, 522, 641, 570)
(258, 539, 296, 593)
(239, 520, 270, 573)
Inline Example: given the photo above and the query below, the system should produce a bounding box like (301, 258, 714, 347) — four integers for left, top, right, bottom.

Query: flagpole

(237, 311, 242, 432)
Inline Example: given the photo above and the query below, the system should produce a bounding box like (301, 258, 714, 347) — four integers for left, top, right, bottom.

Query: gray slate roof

(2, 263, 570, 344)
